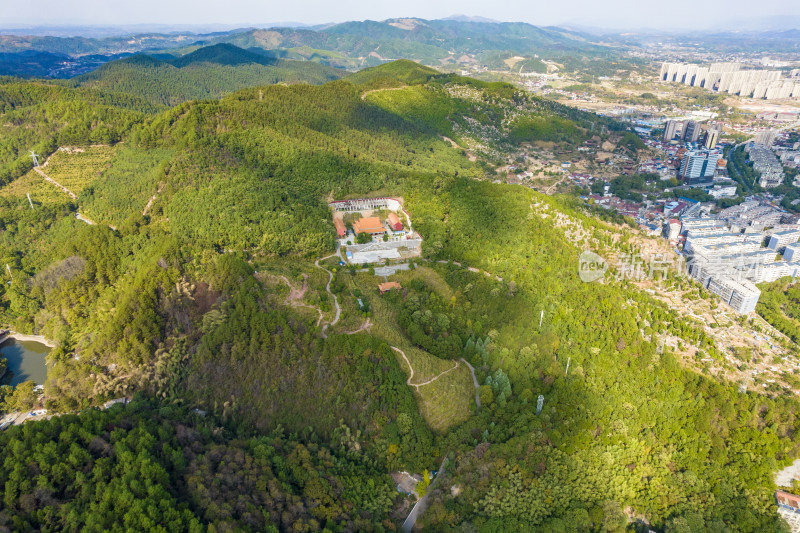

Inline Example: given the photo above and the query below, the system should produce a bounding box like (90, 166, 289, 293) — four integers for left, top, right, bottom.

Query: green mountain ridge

(0, 61, 797, 532)
(63, 43, 346, 106)
(0, 18, 629, 78)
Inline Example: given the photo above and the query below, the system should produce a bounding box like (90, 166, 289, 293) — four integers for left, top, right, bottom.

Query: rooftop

(353, 217, 386, 234)
(379, 281, 402, 294)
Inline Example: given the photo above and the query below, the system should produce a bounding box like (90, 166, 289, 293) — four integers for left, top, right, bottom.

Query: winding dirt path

(391, 346, 461, 389)
(33, 167, 77, 200)
(315, 254, 341, 338)
(344, 318, 372, 335)
(440, 135, 477, 162)
(545, 174, 568, 195)
(142, 183, 164, 216)
(270, 273, 325, 326)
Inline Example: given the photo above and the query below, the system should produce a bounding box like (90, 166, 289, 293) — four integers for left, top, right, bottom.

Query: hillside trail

(315, 254, 342, 338)
(360, 86, 407, 101)
(33, 166, 77, 200)
(270, 273, 325, 326)
(390, 346, 461, 389)
(142, 183, 164, 216)
(545, 174, 568, 194)
(440, 135, 477, 162)
(344, 318, 372, 334)
(460, 358, 481, 410)
(420, 258, 503, 282)
(315, 255, 480, 404)
(31, 148, 114, 228)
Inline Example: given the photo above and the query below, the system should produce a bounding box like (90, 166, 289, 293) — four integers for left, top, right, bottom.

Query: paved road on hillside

(402, 455, 449, 533)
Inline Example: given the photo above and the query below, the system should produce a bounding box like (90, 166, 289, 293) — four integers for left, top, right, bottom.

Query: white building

(708, 185, 738, 199)
(768, 230, 800, 251)
(704, 276, 761, 314)
(746, 143, 784, 189)
(736, 261, 800, 283)
(784, 243, 800, 262)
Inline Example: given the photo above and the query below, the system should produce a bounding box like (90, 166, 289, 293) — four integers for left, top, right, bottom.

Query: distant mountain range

(62, 43, 345, 106)
(0, 18, 621, 79)
(2, 17, 797, 80)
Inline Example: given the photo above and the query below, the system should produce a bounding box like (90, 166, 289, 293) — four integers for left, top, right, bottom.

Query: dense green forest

(65, 44, 346, 106)
(0, 61, 798, 531)
(0, 78, 153, 185)
(0, 398, 400, 531)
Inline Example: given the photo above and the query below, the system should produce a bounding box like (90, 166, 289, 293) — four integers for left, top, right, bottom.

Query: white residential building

(735, 261, 800, 283)
(768, 230, 800, 251)
(784, 243, 800, 262)
(704, 276, 761, 314)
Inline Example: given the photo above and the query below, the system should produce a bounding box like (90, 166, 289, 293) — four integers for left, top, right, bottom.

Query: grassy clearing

(253, 258, 336, 324)
(394, 265, 454, 301)
(0, 169, 72, 205)
(345, 269, 474, 432)
(413, 363, 473, 432)
(80, 147, 174, 226)
(44, 145, 120, 195)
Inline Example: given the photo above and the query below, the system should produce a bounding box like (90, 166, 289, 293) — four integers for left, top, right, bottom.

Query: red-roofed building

(379, 282, 402, 294)
(353, 217, 386, 235)
(777, 490, 800, 512)
(387, 212, 403, 231)
(334, 218, 346, 238)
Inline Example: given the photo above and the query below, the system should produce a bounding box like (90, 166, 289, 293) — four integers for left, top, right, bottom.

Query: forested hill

(207, 19, 619, 72)
(0, 18, 630, 78)
(64, 43, 346, 106)
(0, 62, 798, 531)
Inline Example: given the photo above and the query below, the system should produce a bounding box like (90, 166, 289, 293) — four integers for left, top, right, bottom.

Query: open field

(0, 169, 72, 205)
(44, 145, 120, 196)
(397, 349, 474, 433)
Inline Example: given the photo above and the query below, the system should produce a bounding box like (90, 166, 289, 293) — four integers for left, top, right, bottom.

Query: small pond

(0, 338, 50, 386)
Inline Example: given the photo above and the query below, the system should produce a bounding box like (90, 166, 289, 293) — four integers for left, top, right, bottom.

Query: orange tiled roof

(353, 217, 385, 234)
(379, 281, 402, 293)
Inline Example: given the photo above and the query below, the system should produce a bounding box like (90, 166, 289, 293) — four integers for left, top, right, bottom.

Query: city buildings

(753, 130, 777, 148)
(664, 218, 681, 241)
(663, 120, 681, 142)
(704, 127, 720, 149)
(679, 200, 800, 313)
(768, 229, 800, 251)
(659, 62, 800, 100)
(784, 243, 800, 262)
(735, 261, 800, 283)
(679, 150, 720, 184)
(708, 184, 737, 199)
(662, 120, 708, 144)
(684, 120, 701, 143)
(746, 143, 785, 188)
(704, 124, 723, 149)
(705, 276, 761, 314)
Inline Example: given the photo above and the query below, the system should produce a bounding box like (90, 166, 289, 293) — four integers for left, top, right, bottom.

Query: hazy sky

(1, 0, 798, 31)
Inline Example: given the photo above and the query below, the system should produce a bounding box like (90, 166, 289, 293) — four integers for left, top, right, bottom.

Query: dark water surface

(0, 338, 50, 386)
